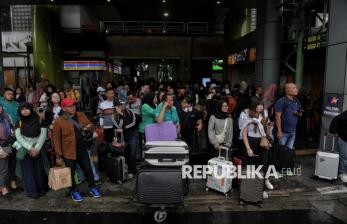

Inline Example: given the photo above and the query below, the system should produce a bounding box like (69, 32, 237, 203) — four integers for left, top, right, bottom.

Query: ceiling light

(50, 0, 54, 2)
(216, 1, 221, 5)
(107, 0, 111, 2)
(162, 0, 166, 3)
(163, 12, 169, 17)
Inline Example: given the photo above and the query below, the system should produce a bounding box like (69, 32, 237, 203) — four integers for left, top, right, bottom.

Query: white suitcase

(206, 146, 233, 196)
(144, 141, 189, 167)
(314, 134, 339, 180)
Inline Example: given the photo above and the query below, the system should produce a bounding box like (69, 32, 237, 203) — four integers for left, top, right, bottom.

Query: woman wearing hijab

(14, 103, 48, 199)
(208, 100, 233, 157)
(0, 104, 13, 196)
(15, 87, 26, 103)
(262, 83, 278, 111)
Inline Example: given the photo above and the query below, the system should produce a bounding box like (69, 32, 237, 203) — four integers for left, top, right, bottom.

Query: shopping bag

(48, 167, 72, 191)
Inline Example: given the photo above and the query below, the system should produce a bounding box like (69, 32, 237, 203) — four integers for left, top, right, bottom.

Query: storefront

(227, 47, 256, 86)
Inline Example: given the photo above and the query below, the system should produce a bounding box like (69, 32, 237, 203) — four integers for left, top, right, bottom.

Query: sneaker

(71, 191, 83, 202)
(339, 174, 347, 183)
(286, 170, 295, 177)
(263, 191, 269, 199)
(265, 179, 274, 190)
(276, 172, 284, 179)
(128, 174, 134, 179)
(89, 187, 101, 198)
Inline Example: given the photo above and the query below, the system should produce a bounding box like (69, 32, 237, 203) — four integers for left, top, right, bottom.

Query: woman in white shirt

(239, 98, 274, 194)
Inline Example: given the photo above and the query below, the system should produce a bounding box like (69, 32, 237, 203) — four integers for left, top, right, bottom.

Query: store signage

(64, 61, 106, 71)
(228, 47, 256, 65)
(323, 94, 343, 118)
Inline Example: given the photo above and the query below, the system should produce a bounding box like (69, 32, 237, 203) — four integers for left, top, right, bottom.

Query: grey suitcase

(240, 169, 264, 206)
(136, 166, 185, 205)
(144, 141, 189, 167)
(105, 155, 128, 184)
(314, 134, 339, 180)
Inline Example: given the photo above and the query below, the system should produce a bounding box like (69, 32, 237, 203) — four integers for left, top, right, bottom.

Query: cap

(97, 87, 106, 93)
(61, 98, 76, 107)
(114, 99, 126, 107)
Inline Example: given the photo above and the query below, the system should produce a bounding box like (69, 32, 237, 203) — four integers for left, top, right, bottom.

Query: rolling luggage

(144, 121, 177, 142)
(144, 141, 189, 166)
(105, 154, 128, 184)
(206, 146, 233, 196)
(97, 143, 109, 171)
(232, 156, 242, 187)
(239, 169, 264, 206)
(136, 166, 185, 205)
(314, 134, 339, 180)
(275, 144, 295, 170)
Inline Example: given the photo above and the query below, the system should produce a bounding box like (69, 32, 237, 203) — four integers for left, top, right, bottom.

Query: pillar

(0, 15, 4, 92)
(320, 0, 347, 149)
(255, 0, 281, 88)
(33, 5, 63, 88)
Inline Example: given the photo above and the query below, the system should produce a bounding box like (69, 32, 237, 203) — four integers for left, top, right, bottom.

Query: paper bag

(48, 167, 72, 191)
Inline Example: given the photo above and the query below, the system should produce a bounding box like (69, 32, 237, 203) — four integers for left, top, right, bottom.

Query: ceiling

(1, 0, 257, 22)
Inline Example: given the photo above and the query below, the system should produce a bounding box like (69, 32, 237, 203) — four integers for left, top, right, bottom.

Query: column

(33, 5, 63, 88)
(255, 0, 281, 88)
(320, 0, 347, 148)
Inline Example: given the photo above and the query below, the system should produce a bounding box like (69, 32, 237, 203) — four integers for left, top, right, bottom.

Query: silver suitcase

(144, 141, 189, 167)
(206, 146, 233, 196)
(314, 134, 339, 180)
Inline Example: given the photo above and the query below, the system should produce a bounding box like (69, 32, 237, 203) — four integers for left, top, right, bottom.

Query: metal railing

(99, 21, 224, 35)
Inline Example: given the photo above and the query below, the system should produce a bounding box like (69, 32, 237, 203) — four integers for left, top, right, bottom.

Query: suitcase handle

(218, 146, 229, 160)
(158, 158, 176, 162)
(323, 133, 336, 152)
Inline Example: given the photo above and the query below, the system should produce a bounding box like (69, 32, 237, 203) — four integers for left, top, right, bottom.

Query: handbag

(109, 132, 126, 156)
(215, 119, 228, 144)
(258, 123, 271, 150)
(260, 136, 270, 150)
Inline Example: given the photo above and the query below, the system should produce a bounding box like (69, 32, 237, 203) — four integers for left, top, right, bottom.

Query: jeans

(64, 150, 95, 192)
(126, 129, 138, 175)
(76, 149, 99, 183)
(338, 138, 347, 174)
(280, 132, 296, 150)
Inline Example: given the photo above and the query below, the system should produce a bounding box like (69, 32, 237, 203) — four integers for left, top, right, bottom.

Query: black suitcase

(240, 170, 264, 206)
(136, 167, 186, 205)
(97, 143, 109, 171)
(105, 154, 128, 184)
(274, 144, 295, 170)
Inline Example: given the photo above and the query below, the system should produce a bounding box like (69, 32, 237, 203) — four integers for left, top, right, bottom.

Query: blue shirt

(0, 97, 19, 124)
(154, 103, 180, 124)
(274, 96, 301, 133)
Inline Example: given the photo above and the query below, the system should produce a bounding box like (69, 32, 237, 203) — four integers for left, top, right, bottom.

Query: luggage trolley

(136, 140, 190, 223)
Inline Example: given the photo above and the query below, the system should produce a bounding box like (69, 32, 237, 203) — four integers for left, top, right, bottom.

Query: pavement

(0, 155, 346, 223)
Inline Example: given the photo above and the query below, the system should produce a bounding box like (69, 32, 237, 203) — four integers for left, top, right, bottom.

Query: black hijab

(17, 102, 41, 138)
(214, 100, 230, 120)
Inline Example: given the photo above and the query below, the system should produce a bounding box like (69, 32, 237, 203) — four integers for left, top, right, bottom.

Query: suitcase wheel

(154, 209, 167, 223)
(205, 187, 209, 192)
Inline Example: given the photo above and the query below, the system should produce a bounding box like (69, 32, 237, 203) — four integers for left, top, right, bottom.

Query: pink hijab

(262, 84, 278, 102)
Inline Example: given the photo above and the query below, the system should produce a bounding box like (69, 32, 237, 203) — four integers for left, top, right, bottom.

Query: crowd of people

(0, 78, 346, 203)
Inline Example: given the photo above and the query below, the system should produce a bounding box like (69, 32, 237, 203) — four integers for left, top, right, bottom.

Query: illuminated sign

(228, 47, 256, 65)
(64, 61, 106, 71)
